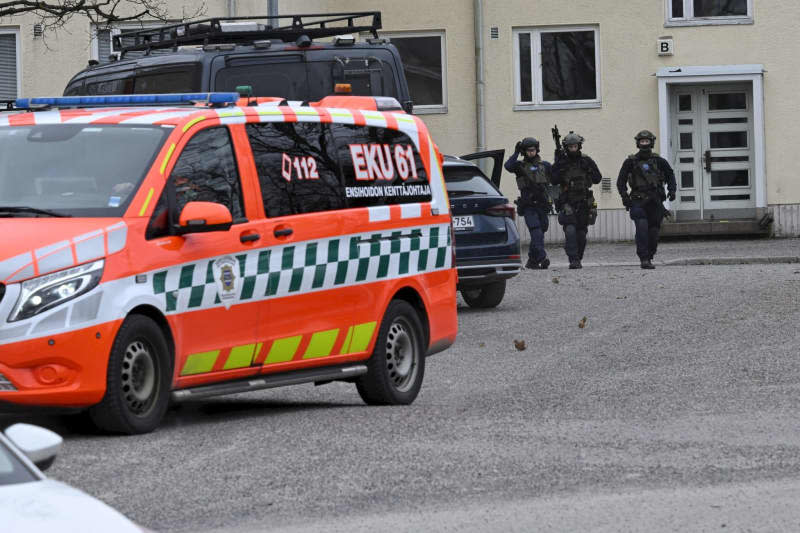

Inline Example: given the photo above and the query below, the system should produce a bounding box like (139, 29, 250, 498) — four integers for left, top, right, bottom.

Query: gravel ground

(3, 255, 800, 532)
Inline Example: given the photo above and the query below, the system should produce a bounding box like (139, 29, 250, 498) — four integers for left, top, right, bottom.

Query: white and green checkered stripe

(151, 223, 451, 314)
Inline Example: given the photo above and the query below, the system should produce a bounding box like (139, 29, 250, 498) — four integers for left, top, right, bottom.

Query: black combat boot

(525, 257, 537, 269)
(569, 259, 582, 269)
(538, 257, 550, 269)
(640, 259, 655, 270)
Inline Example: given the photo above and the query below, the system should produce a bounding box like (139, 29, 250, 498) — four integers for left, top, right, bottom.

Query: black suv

(63, 12, 413, 113)
(444, 151, 522, 308)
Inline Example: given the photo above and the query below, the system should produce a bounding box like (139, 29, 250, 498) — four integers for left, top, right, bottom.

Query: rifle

(551, 124, 565, 161)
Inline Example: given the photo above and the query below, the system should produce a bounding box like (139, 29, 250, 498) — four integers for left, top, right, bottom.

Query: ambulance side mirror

(176, 201, 233, 235)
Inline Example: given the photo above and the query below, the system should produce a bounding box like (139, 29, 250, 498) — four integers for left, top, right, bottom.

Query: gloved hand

(622, 196, 632, 210)
(668, 191, 676, 202)
(515, 141, 522, 153)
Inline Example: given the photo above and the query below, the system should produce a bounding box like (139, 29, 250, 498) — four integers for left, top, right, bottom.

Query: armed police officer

(617, 130, 676, 269)
(551, 132, 602, 269)
(505, 137, 552, 269)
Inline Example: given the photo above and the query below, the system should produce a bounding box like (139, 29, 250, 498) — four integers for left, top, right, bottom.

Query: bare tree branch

(0, 1, 197, 31)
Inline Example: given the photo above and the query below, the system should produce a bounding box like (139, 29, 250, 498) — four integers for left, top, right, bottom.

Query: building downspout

(227, 0, 236, 17)
(268, 0, 279, 18)
(474, 0, 486, 153)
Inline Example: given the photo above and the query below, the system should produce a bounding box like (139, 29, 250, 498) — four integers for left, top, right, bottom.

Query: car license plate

(452, 215, 475, 231)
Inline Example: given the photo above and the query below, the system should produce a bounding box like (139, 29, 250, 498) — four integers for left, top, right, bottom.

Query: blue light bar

(15, 92, 240, 109)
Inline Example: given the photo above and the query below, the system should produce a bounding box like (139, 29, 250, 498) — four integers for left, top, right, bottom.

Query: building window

(0, 29, 20, 100)
(91, 22, 171, 63)
(384, 31, 446, 114)
(666, 0, 753, 26)
(513, 26, 600, 110)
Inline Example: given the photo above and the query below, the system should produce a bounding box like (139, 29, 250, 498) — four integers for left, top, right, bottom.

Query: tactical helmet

(635, 130, 656, 147)
(563, 132, 584, 149)
(520, 137, 540, 151)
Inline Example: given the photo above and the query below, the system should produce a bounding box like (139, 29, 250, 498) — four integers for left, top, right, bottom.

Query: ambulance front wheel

(356, 300, 425, 405)
(89, 315, 172, 435)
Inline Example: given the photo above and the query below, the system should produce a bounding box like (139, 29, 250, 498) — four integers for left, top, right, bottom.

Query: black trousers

(558, 204, 590, 261)
(630, 199, 665, 260)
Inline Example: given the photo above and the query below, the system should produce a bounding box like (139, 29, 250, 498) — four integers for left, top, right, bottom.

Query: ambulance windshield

(0, 124, 169, 217)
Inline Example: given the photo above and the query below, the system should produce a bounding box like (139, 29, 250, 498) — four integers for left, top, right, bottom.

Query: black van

(63, 12, 414, 113)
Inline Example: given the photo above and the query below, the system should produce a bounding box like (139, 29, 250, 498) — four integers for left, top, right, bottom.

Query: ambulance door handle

(240, 232, 260, 243)
(274, 227, 293, 237)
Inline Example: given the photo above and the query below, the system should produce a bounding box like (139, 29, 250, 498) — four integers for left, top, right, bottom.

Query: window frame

(381, 30, 447, 115)
(90, 21, 168, 62)
(0, 27, 21, 100)
(513, 25, 601, 111)
(664, 0, 754, 27)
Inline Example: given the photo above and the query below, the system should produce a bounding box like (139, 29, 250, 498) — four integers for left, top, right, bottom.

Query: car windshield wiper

(448, 190, 489, 197)
(0, 206, 72, 218)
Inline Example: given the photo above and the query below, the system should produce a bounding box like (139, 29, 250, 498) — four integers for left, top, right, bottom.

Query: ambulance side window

(245, 122, 345, 217)
(331, 124, 431, 208)
(170, 127, 244, 218)
(146, 127, 244, 239)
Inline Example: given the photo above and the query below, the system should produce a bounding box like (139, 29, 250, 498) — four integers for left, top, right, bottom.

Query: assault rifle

(551, 124, 566, 161)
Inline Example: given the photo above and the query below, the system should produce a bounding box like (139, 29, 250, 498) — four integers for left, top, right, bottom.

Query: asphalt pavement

(3, 237, 800, 532)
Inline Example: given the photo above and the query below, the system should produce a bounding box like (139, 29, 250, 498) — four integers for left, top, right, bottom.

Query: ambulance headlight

(9, 260, 104, 322)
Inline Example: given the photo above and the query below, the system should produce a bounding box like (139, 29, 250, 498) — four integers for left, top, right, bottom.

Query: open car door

(460, 149, 505, 187)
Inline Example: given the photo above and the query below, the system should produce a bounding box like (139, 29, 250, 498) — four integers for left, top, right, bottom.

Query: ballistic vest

(517, 159, 549, 189)
(561, 156, 591, 202)
(627, 154, 664, 192)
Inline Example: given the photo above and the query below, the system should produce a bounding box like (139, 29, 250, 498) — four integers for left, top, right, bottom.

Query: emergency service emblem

(213, 256, 240, 309)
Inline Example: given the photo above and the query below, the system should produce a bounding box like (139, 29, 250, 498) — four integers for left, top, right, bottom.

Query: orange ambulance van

(0, 92, 457, 434)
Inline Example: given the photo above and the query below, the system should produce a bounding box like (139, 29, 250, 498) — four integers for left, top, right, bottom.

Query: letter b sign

(657, 38, 674, 56)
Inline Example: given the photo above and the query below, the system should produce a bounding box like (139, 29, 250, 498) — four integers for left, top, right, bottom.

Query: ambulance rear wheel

(89, 315, 172, 435)
(356, 300, 425, 405)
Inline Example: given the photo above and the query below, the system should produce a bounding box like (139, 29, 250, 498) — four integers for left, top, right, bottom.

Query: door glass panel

(678, 119, 693, 125)
(681, 171, 694, 189)
(693, 0, 747, 17)
(711, 194, 750, 201)
(709, 117, 747, 124)
(711, 156, 749, 162)
(710, 131, 747, 149)
(711, 169, 749, 187)
(708, 93, 746, 110)
(681, 195, 695, 202)
(678, 94, 692, 111)
(679, 157, 694, 163)
(680, 132, 693, 150)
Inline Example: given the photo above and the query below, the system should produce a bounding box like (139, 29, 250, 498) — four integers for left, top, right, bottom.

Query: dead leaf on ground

(578, 316, 587, 329)
(513, 339, 526, 351)
(478, 342, 486, 348)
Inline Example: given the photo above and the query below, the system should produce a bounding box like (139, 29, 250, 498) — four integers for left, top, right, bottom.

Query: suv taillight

(485, 203, 516, 220)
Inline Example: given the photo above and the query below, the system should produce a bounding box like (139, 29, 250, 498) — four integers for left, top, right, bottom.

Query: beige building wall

(3, 1, 800, 230)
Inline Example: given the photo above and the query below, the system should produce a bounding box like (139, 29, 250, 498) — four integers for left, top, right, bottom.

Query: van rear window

(333, 125, 431, 207)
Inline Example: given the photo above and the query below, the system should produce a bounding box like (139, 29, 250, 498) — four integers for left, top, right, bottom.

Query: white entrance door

(670, 84, 756, 221)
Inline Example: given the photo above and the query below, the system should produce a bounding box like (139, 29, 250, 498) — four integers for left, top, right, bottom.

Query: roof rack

(115, 12, 382, 56)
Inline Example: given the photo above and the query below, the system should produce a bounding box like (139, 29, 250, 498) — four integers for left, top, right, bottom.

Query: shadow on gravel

(1, 397, 362, 437)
